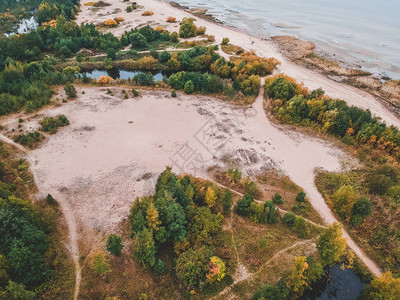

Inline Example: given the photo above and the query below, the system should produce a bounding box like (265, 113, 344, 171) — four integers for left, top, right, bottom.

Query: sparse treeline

(266, 74, 400, 161)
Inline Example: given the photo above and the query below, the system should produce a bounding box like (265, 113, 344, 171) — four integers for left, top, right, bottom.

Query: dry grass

(221, 44, 244, 55)
(83, 1, 98, 6)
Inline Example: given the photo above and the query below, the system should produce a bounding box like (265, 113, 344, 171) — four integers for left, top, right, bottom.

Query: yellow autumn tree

(97, 76, 113, 84)
(286, 256, 309, 294)
(205, 187, 217, 208)
(331, 185, 358, 221)
(146, 202, 161, 230)
(363, 272, 400, 300)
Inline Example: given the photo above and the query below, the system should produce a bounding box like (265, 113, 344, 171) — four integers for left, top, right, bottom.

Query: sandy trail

(76, 0, 400, 127)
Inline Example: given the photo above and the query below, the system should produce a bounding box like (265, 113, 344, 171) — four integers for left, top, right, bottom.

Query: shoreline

(165, 0, 400, 118)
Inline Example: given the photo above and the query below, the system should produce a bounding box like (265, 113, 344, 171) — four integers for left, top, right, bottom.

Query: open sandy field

(77, 0, 400, 127)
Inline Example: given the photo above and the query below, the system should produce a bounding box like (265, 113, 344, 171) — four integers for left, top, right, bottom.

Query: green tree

(184, 80, 194, 94)
(266, 77, 296, 101)
(264, 201, 277, 224)
(159, 51, 171, 63)
(296, 192, 306, 202)
(130, 33, 147, 48)
(0, 281, 35, 300)
(179, 18, 197, 38)
(175, 246, 213, 289)
(64, 83, 77, 99)
(221, 188, 233, 214)
(91, 251, 111, 276)
(106, 234, 124, 256)
(252, 284, 281, 300)
(317, 223, 347, 266)
(293, 216, 308, 238)
(235, 194, 254, 216)
(272, 193, 283, 204)
(350, 197, 371, 226)
(107, 48, 117, 60)
(154, 259, 167, 275)
(283, 212, 296, 227)
(133, 228, 156, 268)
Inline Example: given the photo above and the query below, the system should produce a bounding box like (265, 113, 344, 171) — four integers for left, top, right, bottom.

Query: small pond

(301, 265, 366, 300)
(80, 69, 172, 81)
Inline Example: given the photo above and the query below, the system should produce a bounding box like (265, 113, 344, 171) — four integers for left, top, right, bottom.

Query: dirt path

(211, 179, 325, 229)
(216, 239, 316, 298)
(252, 80, 382, 277)
(0, 133, 28, 153)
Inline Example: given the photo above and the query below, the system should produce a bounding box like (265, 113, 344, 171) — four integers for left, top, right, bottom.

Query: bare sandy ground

(77, 0, 400, 127)
(22, 84, 381, 279)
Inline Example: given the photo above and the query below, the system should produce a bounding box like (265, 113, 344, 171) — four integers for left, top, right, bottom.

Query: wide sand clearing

(27, 86, 345, 233)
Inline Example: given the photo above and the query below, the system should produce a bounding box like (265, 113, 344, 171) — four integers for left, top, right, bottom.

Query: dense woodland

(0, 142, 74, 298)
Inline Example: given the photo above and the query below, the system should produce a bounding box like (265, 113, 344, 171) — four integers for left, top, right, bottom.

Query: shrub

(296, 192, 306, 202)
(179, 17, 197, 38)
(154, 259, 167, 275)
(206, 256, 226, 283)
(244, 180, 260, 197)
(183, 80, 194, 94)
(167, 16, 176, 23)
(40, 115, 69, 134)
(293, 216, 308, 238)
(221, 37, 229, 45)
(350, 197, 371, 226)
(98, 76, 113, 84)
(114, 17, 125, 23)
(104, 19, 118, 27)
(159, 51, 171, 63)
(132, 89, 139, 97)
(272, 193, 283, 204)
(91, 251, 111, 276)
(126, 6, 132, 12)
(171, 90, 177, 97)
(64, 83, 77, 99)
(283, 212, 296, 227)
(222, 188, 233, 214)
(106, 234, 124, 256)
(196, 26, 207, 35)
(142, 11, 154, 16)
(134, 72, 154, 86)
(170, 32, 179, 43)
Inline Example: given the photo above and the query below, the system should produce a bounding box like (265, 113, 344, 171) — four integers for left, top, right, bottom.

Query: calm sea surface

(169, 0, 400, 79)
